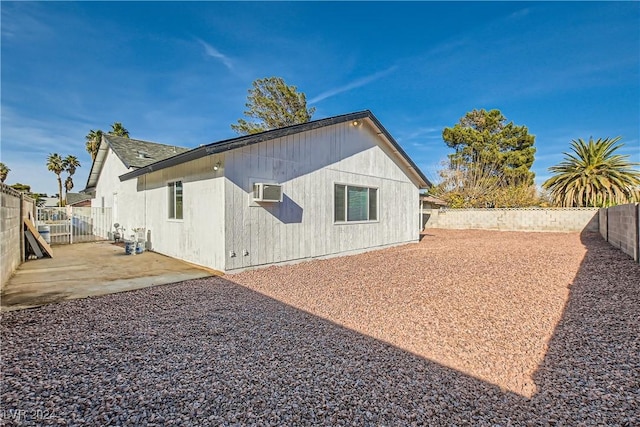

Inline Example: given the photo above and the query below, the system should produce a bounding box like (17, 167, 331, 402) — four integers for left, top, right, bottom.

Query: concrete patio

(1, 241, 217, 311)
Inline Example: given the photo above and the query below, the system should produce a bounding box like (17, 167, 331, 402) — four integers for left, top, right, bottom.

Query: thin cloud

(196, 38, 233, 70)
(400, 126, 444, 142)
(0, 107, 94, 194)
(309, 66, 398, 104)
(508, 8, 530, 20)
(1, 2, 52, 40)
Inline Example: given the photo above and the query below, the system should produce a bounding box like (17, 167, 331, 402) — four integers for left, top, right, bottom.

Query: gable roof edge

(84, 135, 190, 192)
(119, 111, 431, 188)
(83, 135, 110, 192)
(363, 112, 431, 189)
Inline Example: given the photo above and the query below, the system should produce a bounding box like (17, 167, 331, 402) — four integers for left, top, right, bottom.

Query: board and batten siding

(224, 120, 420, 271)
(134, 155, 226, 271)
(91, 148, 141, 229)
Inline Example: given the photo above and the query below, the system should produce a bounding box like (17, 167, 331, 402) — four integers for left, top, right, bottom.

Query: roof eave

(119, 110, 431, 189)
(363, 114, 431, 189)
(84, 136, 110, 190)
(119, 111, 372, 182)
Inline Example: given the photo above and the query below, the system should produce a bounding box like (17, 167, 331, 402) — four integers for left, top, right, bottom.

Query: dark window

(168, 181, 183, 219)
(334, 184, 378, 223)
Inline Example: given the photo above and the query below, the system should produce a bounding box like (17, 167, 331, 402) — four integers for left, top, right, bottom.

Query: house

(87, 110, 430, 272)
(40, 197, 61, 208)
(65, 192, 93, 207)
(85, 135, 189, 235)
(420, 195, 448, 230)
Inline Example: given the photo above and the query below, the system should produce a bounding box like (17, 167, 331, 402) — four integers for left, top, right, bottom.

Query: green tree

(109, 122, 129, 138)
(10, 183, 30, 193)
(63, 155, 81, 201)
(64, 155, 80, 176)
(47, 153, 65, 207)
(0, 162, 10, 183)
(85, 129, 103, 161)
(542, 137, 640, 207)
(10, 183, 46, 206)
(65, 177, 74, 194)
(231, 77, 316, 135)
(442, 109, 536, 187)
(435, 109, 537, 207)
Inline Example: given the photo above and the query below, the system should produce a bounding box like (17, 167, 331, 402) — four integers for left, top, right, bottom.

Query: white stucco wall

(223, 120, 420, 271)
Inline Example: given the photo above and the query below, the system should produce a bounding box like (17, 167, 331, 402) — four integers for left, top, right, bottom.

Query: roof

(41, 197, 61, 207)
(84, 135, 189, 191)
(420, 195, 448, 206)
(119, 110, 431, 188)
(66, 192, 93, 205)
(106, 135, 189, 169)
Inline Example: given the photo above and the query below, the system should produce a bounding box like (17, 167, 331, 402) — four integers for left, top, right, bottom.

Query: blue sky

(2, 1, 638, 195)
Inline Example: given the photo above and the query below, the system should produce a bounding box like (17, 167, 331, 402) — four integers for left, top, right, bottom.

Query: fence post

(67, 205, 72, 244)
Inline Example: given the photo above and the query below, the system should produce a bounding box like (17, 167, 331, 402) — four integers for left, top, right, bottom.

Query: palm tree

(63, 155, 81, 202)
(47, 153, 65, 207)
(543, 137, 640, 207)
(0, 162, 10, 183)
(64, 155, 80, 176)
(85, 129, 103, 162)
(65, 176, 74, 194)
(109, 122, 129, 138)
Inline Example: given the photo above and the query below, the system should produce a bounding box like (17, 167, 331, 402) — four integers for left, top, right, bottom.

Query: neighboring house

(85, 135, 189, 233)
(88, 110, 430, 272)
(41, 197, 61, 208)
(420, 195, 448, 230)
(65, 192, 92, 207)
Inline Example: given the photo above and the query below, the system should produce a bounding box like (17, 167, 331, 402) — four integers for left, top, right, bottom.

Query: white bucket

(125, 240, 136, 255)
(38, 225, 51, 244)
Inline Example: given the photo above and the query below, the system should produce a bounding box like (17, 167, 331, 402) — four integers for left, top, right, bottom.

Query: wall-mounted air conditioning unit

(253, 183, 283, 202)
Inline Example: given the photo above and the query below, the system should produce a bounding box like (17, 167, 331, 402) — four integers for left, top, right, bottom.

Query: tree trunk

(57, 176, 63, 207)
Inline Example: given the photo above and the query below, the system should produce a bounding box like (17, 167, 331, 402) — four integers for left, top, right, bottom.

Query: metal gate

(36, 206, 113, 245)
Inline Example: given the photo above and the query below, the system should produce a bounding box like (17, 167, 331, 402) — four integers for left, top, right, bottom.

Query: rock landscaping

(1, 229, 638, 426)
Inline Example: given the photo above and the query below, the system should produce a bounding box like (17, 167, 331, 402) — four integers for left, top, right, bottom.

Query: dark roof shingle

(66, 192, 92, 205)
(105, 135, 189, 169)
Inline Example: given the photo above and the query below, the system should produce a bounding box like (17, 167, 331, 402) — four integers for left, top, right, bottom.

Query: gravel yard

(1, 229, 638, 426)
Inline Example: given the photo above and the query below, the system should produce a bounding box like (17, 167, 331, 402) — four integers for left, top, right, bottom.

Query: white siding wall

(139, 155, 226, 271)
(90, 148, 141, 232)
(224, 121, 420, 271)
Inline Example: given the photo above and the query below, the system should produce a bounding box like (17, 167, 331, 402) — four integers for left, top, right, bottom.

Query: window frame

(334, 183, 379, 224)
(167, 180, 184, 221)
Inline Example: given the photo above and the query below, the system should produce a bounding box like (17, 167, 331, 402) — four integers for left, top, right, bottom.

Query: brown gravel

(1, 229, 638, 426)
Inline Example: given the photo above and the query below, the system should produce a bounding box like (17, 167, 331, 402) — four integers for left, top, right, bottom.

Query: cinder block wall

(599, 203, 639, 262)
(599, 208, 608, 238)
(424, 208, 599, 232)
(1, 185, 35, 290)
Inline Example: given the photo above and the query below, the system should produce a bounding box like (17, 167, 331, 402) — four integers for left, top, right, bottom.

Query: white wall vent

(253, 183, 283, 202)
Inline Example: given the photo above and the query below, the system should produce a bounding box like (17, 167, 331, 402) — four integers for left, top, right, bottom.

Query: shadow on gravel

(528, 230, 639, 424)
(0, 231, 638, 425)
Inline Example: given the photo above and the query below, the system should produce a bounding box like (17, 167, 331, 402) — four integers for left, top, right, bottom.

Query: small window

(168, 181, 183, 219)
(334, 184, 378, 223)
